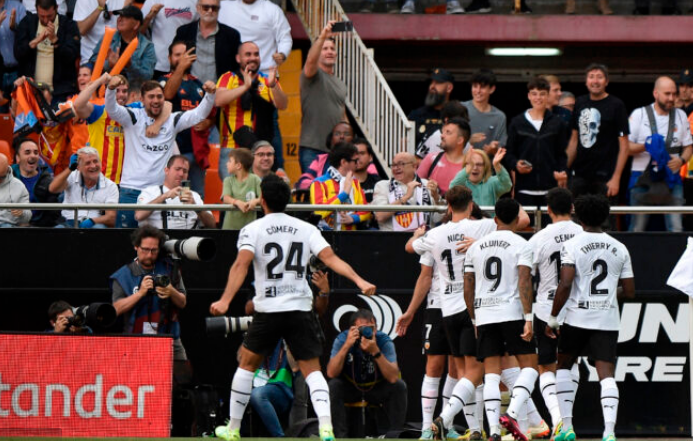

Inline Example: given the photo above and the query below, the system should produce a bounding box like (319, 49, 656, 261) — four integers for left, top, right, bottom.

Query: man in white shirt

(210, 174, 376, 441)
(135, 155, 215, 229)
(48, 146, 119, 228)
(73, 0, 128, 62)
(463, 198, 538, 441)
(546, 194, 634, 441)
(627, 76, 693, 232)
(526, 188, 583, 436)
(141, 0, 198, 76)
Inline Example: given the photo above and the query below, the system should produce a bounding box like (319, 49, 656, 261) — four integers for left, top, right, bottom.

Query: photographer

(110, 225, 188, 360)
(48, 300, 92, 334)
(326, 309, 407, 438)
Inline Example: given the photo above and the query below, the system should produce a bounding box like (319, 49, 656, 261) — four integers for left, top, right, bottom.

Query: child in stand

(221, 148, 262, 230)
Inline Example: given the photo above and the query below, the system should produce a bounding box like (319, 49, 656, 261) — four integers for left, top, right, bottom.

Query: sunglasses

(200, 4, 220, 11)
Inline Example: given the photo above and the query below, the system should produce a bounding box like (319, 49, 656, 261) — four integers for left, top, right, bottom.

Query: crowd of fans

(0, 0, 691, 235)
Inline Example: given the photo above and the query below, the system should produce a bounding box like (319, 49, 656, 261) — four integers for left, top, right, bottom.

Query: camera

(205, 316, 253, 338)
(153, 274, 170, 287)
(66, 303, 117, 329)
(356, 325, 374, 346)
(309, 255, 328, 273)
(164, 237, 216, 261)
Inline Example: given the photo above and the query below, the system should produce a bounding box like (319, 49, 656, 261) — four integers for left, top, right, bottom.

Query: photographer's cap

(113, 5, 144, 24)
(680, 69, 693, 85)
(251, 140, 274, 154)
(431, 68, 454, 84)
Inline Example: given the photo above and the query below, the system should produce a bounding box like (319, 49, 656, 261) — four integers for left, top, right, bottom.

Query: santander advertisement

(0, 334, 172, 437)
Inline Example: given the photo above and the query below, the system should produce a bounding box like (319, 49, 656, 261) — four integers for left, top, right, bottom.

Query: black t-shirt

(408, 106, 443, 156)
(570, 94, 629, 180)
(359, 173, 381, 203)
(682, 103, 693, 117)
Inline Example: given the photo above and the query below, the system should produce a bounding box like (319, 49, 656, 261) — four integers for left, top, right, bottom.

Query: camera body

(309, 255, 328, 273)
(65, 303, 117, 330)
(356, 325, 374, 346)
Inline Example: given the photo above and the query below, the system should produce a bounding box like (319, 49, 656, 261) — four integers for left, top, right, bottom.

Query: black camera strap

(159, 185, 168, 229)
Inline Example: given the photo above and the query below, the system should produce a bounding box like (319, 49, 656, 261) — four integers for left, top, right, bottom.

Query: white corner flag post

(665, 236, 693, 436)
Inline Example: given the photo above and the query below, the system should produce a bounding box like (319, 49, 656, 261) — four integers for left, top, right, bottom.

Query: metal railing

(3, 203, 693, 231)
(290, 0, 414, 175)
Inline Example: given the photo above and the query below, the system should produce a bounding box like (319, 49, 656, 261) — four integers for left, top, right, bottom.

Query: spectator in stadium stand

(252, 141, 279, 181)
(0, 152, 31, 227)
(222, 148, 261, 230)
(48, 301, 92, 333)
(677, 69, 693, 116)
(400, 0, 464, 13)
(14, 0, 80, 104)
(218, 0, 292, 176)
(565, 0, 612, 13)
(559, 91, 576, 113)
(449, 147, 512, 207)
(358, 0, 400, 13)
(88, 6, 155, 87)
(135, 154, 215, 229)
(541, 74, 572, 124)
(49, 146, 119, 228)
(372, 151, 442, 231)
(110, 225, 189, 360)
(140, 0, 198, 79)
(10, 137, 60, 226)
(215, 42, 288, 181)
(408, 68, 454, 160)
(462, 69, 507, 158)
(567, 64, 629, 201)
(0, 0, 26, 104)
(102, 73, 216, 228)
(415, 101, 469, 160)
(174, 0, 240, 85)
(353, 137, 381, 203)
(159, 40, 215, 199)
(299, 21, 347, 173)
(73, 0, 128, 65)
(627, 76, 692, 232)
(309, 142, 371, 231)
(326, 309, 407, 438)
(417, 117, 470, 196)
(503, 77, 569, 209)
(21, 0, 65, 15)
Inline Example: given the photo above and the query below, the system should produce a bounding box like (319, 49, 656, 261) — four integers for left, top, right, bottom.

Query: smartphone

(331, 21, 353, 32)
(181, 180, 191, 189)
(520, 160, 532, 168)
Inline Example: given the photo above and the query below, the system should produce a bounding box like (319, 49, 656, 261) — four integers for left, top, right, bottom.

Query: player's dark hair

(547, 187, 573, 216)
(166, 154, 190, 169)
(48, 300, 72, 322)
(527, 76, 550, 92)
(574, 194, 610, 227)
(131, 225, 167, 248)
(441, 101, 469, 122)
(261, 173, 291, 213)
(470, 69, 497, 87)
(494, 198, 520, 225)
(328, 142, 357, 168)
(470, 202, 490, 220)
(446, 185, 474, 213)
(349, 308, 376, 326)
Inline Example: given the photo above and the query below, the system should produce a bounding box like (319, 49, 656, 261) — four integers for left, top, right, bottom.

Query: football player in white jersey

(546, 194, 634, 441)
(464, 198, 538, 441)
(527, 188, 583, 436)
(407, 187, 530, 441)
(209, 174, 377, 441)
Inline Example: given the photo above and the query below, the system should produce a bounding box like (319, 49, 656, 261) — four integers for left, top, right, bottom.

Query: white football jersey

(464, 230, 533, 326)
(238, 213, 330, 313)
(528, 221, 583, 323)
(560, 232, 633, 331)
(420, 252, 442, 309)
(413, 218, 496, 317)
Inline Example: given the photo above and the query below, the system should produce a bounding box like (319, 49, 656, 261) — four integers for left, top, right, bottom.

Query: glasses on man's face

(389, 162, 412, 169)
(139, 247, 159, 255)
(254, 152, 274, 158)
(200, 4, 220, 11)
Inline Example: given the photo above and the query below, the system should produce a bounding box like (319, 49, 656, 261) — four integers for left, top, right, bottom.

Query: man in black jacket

(174, 0, 240, 85)
(13, 0, 79, 104)
(503, 77, 569, 208)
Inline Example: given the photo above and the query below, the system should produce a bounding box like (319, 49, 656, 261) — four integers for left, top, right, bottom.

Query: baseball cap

(431, 68, 455, 83)
(113, 5, 143, 24)
(251, 140, 274, 154)
(679, 69, 693, 85)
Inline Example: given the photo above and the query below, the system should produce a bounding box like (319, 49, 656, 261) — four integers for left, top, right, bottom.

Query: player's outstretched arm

(318, 247, 376, 295)
(210, 250, 254, 316)
(396, 264, 432, 336)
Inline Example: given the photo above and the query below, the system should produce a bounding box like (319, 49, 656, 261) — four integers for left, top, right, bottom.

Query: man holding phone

(136, 155, 216, 229)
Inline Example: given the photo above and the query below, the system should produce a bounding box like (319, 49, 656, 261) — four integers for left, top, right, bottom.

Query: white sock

(527, 398, 543, 427)
(571, 364, 580, 404)
(540, 371, 561, 430)
(507, 368, 538, 419)
(306, 371, 332, 428)
(501, 367, 521, 389)
(518, 402, 529, 434)
(229, 368, 254, 429)
(442, 377, 476, 429)
(600, 377, 619, 438)
(484, 373, 502, 435)
(476, 385, 485, 433)
(422, 375, 441, 430)
(556, 369, 575, 429)
(442, 374, 459, 408)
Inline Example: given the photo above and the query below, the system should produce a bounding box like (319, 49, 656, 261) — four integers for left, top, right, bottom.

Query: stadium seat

(0, 140, 12, 164)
